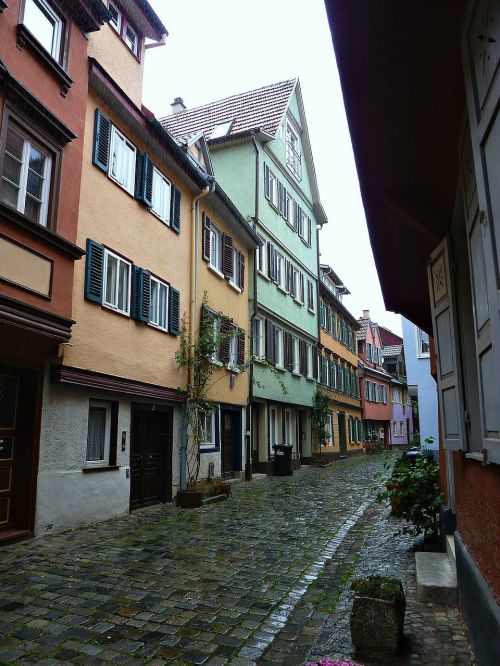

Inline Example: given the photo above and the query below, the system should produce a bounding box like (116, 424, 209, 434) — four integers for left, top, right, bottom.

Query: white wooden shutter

(462, 0, 500, 463)
(427, 238, 465, 451)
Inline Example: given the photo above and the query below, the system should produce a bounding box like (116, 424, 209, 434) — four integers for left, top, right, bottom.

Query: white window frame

(228, 325, 239, 369)
(291, 336, 299, 374)
(151, 167, 171, 224)
(274, 327, 284, 368)
(208, 222, 223, 274)
(103, 248, 131, 315)
(149, 276, 169, 331)
(286, 120, 302, 179)
(86, 400, 111, 467)
(24, 0, 63, 61)
(109, 125, 136, 195)
(1, 123, 52, 227)
(307, 280, 315, 312)
(108, 1, 122, 33)
(326, 412, 334, 446)
(417, 328, 430, 358)
(253, 317, 264, 358)
(210, 316, 221, 363)
(306, 343, 314, 379)
(276, 252, 286, 290)
(200, 410, 216, 451)
(265, 167, 278, 207)
(256, 236, 267, 275)
(229, 247, 241, 291)
(284, 408, 292, 446)
(124, 23, 138, 55)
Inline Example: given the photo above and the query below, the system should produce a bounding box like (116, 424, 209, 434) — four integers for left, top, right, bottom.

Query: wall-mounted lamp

(230, 372, 236, 388)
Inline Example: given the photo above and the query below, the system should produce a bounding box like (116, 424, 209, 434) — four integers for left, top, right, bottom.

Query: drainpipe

(179, 181, 212, 491)
(246, 134, 260, 481)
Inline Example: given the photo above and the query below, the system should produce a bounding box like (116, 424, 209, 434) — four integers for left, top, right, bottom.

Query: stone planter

(176, 490, 202, 509)
(350, 594, 405, 654)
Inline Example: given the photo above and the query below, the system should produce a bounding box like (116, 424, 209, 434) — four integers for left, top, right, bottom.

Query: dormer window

(108, 1, 141, 58)
(23, 0, 63, 62)
(210, 120, 233, 139)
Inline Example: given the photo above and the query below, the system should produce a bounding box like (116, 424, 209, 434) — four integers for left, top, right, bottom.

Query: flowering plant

(307, 660, 363, 666)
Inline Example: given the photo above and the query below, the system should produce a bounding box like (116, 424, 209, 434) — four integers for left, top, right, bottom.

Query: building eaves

(319, 282, 359, 328)
(207, 183, 261, 249)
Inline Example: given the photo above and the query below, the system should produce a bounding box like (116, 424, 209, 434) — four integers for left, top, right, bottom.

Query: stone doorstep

(446, 534, 457, 576)
(415, 552, 458, 605)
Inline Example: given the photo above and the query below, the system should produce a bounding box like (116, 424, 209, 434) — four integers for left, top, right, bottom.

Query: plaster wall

(88, 24, 144, 107)
(312, 404, 363, 455)
(402, 317, 439, 450)
(390, 399, 412, 445)
(64, 94, 191, 388)
(36, 372, 182, 534)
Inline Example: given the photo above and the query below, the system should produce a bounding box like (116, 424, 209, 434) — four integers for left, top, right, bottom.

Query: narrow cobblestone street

(0, 455, 473, 665)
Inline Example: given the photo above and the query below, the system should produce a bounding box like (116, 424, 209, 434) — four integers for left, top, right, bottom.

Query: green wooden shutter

(132, 267, 151, 322)
(84, 239, 104, 303)
(92, 109, 111, 173)
(264, 163, 270, 198)
(170, 185, 181, 233)
(135, 154, 153, 206)
(169, 287, 180, 335)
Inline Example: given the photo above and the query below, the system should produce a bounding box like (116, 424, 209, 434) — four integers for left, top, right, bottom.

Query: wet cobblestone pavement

(0, 455, 473, 665)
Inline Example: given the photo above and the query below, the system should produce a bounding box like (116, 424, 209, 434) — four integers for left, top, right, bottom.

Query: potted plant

(350, 575, 405, 654)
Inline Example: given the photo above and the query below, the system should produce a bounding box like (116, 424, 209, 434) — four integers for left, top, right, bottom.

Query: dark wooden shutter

(266, 319, 274, 362)
(238, 252, 245, 291)
(135, 154, 153, 206)
(219, 318, 231, 364)
(222, 234, 233, 277)
(84, 239, 104, 303)
(202, 213, 211, 262)
(170, 185, 181, 233)
(169, 287, 180, 335)
(92, 109, 111, 173)
(284, 332, 293, 371)
(299, 340, 307, 375)
(264, 163, 270, 198)
(313, 351, 319, 380)
(293, 201, 298, 231)
(299, 272, 305, 303)
(132, 267, 151, 322)
(307, 217, 312, 245)
(237, 327, 245, 365)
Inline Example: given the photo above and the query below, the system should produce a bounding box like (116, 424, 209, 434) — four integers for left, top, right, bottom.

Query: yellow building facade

(314, 265, 363, 458)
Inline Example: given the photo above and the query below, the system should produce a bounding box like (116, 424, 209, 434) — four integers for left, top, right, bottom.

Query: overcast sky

(143, 0, 403, 335)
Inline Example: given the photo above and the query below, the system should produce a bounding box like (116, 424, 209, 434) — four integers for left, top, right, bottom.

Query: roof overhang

(325, 0, 467, 332)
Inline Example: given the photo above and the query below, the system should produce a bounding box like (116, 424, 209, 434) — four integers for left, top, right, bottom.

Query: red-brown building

(0, 0, 109, 543)
(356, 310, 392, 447)
(327, 2, 500, 663)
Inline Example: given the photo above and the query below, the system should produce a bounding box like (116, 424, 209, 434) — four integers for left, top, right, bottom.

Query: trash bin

(273, 444, 293, 476)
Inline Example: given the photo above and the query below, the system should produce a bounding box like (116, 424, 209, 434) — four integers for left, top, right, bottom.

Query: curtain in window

(87, 407, 106, 461)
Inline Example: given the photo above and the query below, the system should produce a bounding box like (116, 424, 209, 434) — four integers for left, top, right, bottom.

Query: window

(286, 121, 302, 179)
(399, 421, 405, 437)
(392, 421, 398, 437)
(108, 1, 122, 32)
(103, 249, 131, 315)
(274, 326, 284, 367)
(253, 317, 264, 357)
(201, 411, 216, 450)
(326, 413, 334, 446)
(209, 223, 222, 272)
(291, 336, 299, 374)
(229, 248, 241, 290)
(307, 280, 315, 311)
(86, 401, 112, 466)
(110, 126, 136, 194)
(149, 277, 168, 331)
(417, 328, 430, 357)
(23, 0, 63, 62)
(1, 123, 52, 226)
(124, 24, 138, 55)
(264, 164, 277, 207)
(306, 343, 314, 379)
(211, 120, 234, 139)
(151, 167, 171, 224)
(228, 326, 239, 368)
(257, 236, 267, 274)
(276, 252, 286, 290)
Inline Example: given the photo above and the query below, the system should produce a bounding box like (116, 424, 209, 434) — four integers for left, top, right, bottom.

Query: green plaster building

(161, 80, 327, 473)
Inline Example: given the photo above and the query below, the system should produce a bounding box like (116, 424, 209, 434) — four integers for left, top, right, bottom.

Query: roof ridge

(158, 78, 297, 123)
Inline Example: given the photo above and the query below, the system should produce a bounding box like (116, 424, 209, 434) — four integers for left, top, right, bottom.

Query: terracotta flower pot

(176, 490, 202, 508)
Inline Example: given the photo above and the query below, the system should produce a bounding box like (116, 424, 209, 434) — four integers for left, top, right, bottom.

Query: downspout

(246, 134, 260, 481)
(179, 181, 212, 491)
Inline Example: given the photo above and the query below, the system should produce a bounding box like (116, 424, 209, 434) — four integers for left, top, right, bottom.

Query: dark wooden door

(130, 406, 172, 510)
(338, 412, 347, 457)
(0, 373, 19, 530)
(221, 410, 235, 479)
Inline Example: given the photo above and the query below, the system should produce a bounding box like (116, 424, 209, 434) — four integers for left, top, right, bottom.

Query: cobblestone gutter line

(236, 499, 373, 663)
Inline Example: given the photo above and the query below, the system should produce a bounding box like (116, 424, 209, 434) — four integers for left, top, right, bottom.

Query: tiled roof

(160, 79, 297, 144)
(382, 344, 403, 357)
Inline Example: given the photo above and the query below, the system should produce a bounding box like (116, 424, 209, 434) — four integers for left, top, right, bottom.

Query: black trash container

(273, 444, 293, 476)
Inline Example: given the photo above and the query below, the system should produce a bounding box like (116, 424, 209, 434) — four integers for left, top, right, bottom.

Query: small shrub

(351, 575, 404, 603)
(198, 478, 232, 498)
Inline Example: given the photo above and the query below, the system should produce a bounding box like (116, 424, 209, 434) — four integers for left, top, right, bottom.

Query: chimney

(171, 97, 186, 114)
(362, 309, 370, 318)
